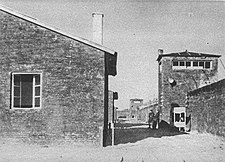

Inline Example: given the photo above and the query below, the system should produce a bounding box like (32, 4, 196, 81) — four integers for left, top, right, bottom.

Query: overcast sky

(1, 0, 225, 110)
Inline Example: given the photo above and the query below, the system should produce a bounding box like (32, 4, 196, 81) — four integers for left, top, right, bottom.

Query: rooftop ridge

(0, 5, 116, 55)
(157, 50, 221, 62)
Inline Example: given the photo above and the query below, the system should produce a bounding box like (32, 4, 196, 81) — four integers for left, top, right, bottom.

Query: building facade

(129, 98, 143, 122)
(0, 6, 117, 146)
(157, 49, 221, 125)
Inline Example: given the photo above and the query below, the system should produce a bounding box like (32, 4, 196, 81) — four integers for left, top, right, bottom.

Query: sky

(1, 0, 225, 110)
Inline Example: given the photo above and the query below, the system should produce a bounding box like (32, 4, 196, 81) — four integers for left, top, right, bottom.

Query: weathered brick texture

(188, 79, 225, 137)
(0, 10, 105, 145)
(158, 56, 219, 124)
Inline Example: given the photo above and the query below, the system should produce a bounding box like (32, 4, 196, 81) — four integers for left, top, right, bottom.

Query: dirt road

(0, 130, 224, 162)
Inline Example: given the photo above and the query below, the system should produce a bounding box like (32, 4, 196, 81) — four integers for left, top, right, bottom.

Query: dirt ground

(0, 127, 225, 162)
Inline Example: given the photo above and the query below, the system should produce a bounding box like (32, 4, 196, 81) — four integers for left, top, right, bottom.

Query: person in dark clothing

(152, 111, 160, 130)
(148, 110, 154, 129)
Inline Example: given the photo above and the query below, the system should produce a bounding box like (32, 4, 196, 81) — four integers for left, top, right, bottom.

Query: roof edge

(157, 51, 221, 62)
(0, 5, 116, 55)
(188, 78, 225, 96)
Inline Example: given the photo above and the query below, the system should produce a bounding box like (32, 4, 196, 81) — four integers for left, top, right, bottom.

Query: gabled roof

(0, 5, 116, 55)
(157, 50, 221, 62)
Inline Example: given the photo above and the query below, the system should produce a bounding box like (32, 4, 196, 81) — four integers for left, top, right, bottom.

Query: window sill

(10, 107, 42, 111)
(172, 67, 211, 70)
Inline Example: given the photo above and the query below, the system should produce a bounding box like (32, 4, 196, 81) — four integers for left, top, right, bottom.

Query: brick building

(0, 6, 117, 146)
(157, 49, 221, 126)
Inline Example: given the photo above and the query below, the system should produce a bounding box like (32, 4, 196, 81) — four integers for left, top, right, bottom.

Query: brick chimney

(158, 49, 163, 55)
(92, 12, 104, 45)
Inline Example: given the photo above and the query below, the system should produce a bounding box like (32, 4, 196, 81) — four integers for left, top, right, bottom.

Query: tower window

(186, 61, 191, 67)
(180, 61, 185, 66)
(199, 61, 204, 67)
(193, 61, 198, 67)
(205, 61, 211, 69)
(173, 61, 178, 66)
(172, 60, 212, 70)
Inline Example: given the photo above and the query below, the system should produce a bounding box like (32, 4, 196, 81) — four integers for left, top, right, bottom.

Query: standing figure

(152, 111, 159, 130)
(148, 110, 154, 129)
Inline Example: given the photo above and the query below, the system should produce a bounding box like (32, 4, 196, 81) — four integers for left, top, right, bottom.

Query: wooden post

(103, 53, 109, 147)
(111, 122, 114, 146)
(99, 126, 104, 147)
(112, 99, 115, 123)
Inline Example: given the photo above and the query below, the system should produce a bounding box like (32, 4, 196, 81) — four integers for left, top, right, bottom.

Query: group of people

(148, 110, 159, 129)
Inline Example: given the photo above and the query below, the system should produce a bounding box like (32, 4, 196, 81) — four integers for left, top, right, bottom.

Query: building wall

(159, 56, 219, 124)
(0, 11, 105, 145)
(188, 79, 225, 137)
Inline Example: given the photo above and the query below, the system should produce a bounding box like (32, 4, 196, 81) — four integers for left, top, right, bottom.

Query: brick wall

(0, 11, 105, 145)
(188, 79, 225, 137)
(159, 56, 219, 124)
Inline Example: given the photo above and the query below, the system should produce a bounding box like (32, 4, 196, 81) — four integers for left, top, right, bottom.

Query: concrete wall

(0, 10, 105, 145)
(158, 56, 219, 124)
(188, 79, 225, 137)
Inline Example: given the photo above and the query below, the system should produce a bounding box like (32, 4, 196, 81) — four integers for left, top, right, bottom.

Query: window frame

(11, 72, 42, 110)
(205, 61, 211, 69)
(193, 61, 199, 67)
(199, 61, 205, 67)
(179, 61, 185, 66)
(172, 60, 212, 70)
(173, 61, 179, 66)
(186, 61, 191, 67)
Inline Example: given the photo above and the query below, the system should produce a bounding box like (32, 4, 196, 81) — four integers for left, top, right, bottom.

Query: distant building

(157, 49, 221, 126)
(117, 109, 129, 122)
(129, 98, 143, 121)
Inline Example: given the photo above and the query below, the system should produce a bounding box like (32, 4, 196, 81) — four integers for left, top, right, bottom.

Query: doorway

(173, 107, 186, 131)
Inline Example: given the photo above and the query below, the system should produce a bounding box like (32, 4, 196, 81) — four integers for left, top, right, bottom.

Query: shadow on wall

(106, 120, 188, 146)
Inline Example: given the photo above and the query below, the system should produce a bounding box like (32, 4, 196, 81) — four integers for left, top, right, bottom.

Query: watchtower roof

(157, 50, 221, 62)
